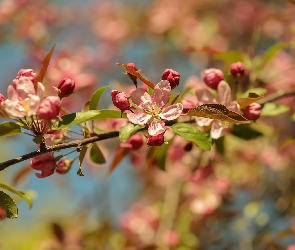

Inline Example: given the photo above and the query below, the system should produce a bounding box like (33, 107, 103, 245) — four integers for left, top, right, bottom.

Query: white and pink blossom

(127, 80, 183, 136)
(4, 76, 45, 117)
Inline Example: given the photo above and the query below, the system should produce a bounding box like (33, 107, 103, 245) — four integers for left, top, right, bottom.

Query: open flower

(195, 81, 240, 139)
(127, 80, 183, 136)
(4, 76, 45, 117)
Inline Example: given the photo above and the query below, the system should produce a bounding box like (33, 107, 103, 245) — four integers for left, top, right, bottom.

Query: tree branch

(258, 89, 295, 105)
(0, 131, 119, 171)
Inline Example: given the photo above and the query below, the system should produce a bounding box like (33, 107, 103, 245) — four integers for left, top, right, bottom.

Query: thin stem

(0, 131, 119, 171)
(155, 177, 182, 249)
(258, 89, 295, 105)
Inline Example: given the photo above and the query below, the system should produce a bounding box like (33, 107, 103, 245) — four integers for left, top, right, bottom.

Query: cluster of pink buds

(111, 64, 182, 147)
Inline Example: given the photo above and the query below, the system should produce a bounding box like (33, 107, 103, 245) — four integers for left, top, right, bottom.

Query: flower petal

(196, 86, 216, 105)
(130, 88, 152, 110)
(127, 111, 151, 125)
(217, 81, 231, 105)
(152, 80, 171, 108)
(15, 76, 35, 99)
(211, 120, 227, 139)
(159, 103, 183, 120)
(148, 120, 166, 136)
(195, 117, 212, 127)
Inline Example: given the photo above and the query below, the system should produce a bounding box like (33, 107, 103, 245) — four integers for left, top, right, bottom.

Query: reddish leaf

(187, 104, 250, 124)
(117, 63, 156, 89)
(12, 164, 32, 186)
(33, 45, 55, 91)
(107, 148, 129, 175)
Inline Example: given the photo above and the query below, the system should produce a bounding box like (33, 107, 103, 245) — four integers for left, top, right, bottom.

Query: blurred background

(1, 0, 295, 249)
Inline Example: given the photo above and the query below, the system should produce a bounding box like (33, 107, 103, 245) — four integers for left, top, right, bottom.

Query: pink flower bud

(37, 96, 61, 120)
(57, 78, 75, 98)
(0, 94, 5, 105)
(147, 134, 164, 146)
(56, 159, 73, 174)
(181, 99, 195, 114)
(121, 134, 144, 150)
(243, 102, 261, 121)
(203, 68, 224, 89)
(111, 90, 130, 112)
(162, 69, 180, 89)
(127, 62, 138, 87)
(13, 69, 36, 88)
(230, 61, 245, 77)
(30, 153, 56, 178)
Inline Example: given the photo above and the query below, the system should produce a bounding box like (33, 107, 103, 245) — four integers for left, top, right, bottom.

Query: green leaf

(0, 183, 33, 209)
(0, 122, 22, 137)
(89, 86, 109, 110)
(119, 123, 144, 141)
(261, 103, 289, 116)
(170, 123, 212, 151)
(77, 145, 89, 176)
(0, 191, 18, 219)
(155, 141, 171, 171)
(263, 43, 288, 65)
(90, 143, 106, 164)
(241, 88, 267, 97)
(214, 51, 244, 64)
(52, 110, 126, 130)
(291, 113, 295, 122)
(231, 124, 263, 140)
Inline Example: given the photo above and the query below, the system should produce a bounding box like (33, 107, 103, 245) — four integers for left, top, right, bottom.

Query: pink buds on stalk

(203, 68, 224, 89)
(57, 78, 75, 98)
(243, 102, 262, 121)
(0, 94, 5, 105)
(127, 62, 138, 87)
(230, 61, 245, 77)
(147, 134, 165, 146)
(111, 90, 130, 112)
(162, 69, 180, 89)
(30, 153, 56, 178)
(37, 96, 61, 120)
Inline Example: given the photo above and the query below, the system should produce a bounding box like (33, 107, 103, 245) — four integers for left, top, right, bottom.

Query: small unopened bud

(243, 102, 261, 121)
(57, 78, 75, 98)
(30, 153, 56, 178)
(181, 99, 195, 114)
(0, 94, 5, 105)
(121, 134, 143, 150)
(111, 90, 130, 112)
(230, 61, 245, 77)
(37, 96, 61, 120)
(147, 134, 165, 146)
(56, 159, 73, 174)
(203, 68, 224, 89)
(162, 69, 180, 89)
(127, 62, 138, 87)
